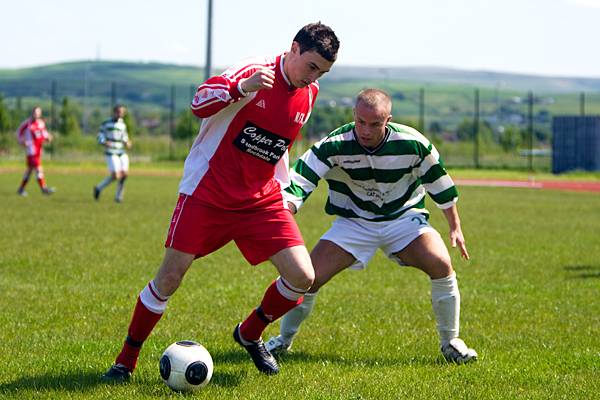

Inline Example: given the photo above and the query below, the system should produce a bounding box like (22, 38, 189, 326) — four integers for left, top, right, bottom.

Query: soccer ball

(159, 341, 214, 392)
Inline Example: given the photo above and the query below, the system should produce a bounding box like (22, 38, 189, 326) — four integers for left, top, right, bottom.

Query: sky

(2, 0, 600, 78)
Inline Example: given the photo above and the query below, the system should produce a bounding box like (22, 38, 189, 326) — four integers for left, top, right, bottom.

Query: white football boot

(441, 338, 478, 364)
(265, 335, 292, 356)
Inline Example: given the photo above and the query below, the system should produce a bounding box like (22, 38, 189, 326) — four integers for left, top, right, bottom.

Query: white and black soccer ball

(159, 341, 214, 392)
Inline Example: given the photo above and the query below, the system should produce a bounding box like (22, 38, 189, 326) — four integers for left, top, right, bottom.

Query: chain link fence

(1, 78, 598, 171)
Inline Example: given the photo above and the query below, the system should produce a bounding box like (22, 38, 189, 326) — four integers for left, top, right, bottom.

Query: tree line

(0, 93, 538, 156)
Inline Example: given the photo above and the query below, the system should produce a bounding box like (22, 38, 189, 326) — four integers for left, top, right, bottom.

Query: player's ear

(290, 41, 300, 54)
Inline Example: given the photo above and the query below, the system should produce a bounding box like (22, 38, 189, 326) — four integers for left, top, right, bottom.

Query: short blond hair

(355, 88, 392, 113)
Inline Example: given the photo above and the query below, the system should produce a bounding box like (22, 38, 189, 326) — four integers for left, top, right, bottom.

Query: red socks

(239, 279, 304, 341)
(115, 297, 163, 371)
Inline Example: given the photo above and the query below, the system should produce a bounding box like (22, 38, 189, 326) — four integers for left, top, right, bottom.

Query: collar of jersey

(279, 53, 297, 92)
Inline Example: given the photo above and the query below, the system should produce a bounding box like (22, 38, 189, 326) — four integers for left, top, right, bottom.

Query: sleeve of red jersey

(190, 60, 275, 118)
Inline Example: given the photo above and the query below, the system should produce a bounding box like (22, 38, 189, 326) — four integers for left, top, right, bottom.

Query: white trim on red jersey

(181, 53, 320, 210)
(17, 118, 49, 156)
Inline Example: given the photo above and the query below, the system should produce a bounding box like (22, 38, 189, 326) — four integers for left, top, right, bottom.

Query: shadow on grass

(564, 265, 600, 279)
(0, 369, 245, 394)
(278, 351, 446, 367)
(215, 348, 444, 369)
(0, 371, 103, 393)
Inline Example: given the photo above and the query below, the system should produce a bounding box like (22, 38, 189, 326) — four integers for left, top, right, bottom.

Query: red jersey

(180, 53, 319, 210)
(17, 118, 49, 156)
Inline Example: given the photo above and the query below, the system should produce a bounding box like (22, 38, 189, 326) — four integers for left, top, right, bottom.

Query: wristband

(237, 81, 248, 97)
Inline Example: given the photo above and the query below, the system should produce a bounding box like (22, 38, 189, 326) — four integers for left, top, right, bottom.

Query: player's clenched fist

(239, 68, 276, 93)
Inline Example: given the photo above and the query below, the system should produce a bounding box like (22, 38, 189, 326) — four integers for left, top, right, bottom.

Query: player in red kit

(16, 106, 55, 196)
(102, 22, 340, 381)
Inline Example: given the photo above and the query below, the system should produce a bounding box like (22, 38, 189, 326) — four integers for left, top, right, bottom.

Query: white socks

(278, 272, 461, 347)
(279, 291, 318, 343)
(431, 271, 460, 346)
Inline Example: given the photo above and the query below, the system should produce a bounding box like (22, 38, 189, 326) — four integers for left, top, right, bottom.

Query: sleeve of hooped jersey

(283, 137, 332, 212)
(417, 141, 459, 209)
(97, 122, 106, 145)
(190, 61, 267, 118)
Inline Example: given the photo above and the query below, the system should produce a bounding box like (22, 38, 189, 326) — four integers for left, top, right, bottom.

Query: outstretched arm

(283, 140, 333, 214)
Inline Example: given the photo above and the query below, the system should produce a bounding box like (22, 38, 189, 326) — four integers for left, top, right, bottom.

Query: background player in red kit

(102, 22, 340, 381)
(16, 106, 55, 196)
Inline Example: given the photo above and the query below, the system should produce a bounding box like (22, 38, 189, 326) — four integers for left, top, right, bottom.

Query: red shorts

(165, 194, 305, 265)
(26, 155, 41, 168)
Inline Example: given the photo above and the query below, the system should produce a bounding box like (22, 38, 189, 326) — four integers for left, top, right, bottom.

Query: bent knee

(284, 269, 314, 292)
(297, 269, 315, 291)
(428, 257, 454, 279)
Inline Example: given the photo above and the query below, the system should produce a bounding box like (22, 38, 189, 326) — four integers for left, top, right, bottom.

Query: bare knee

(271, 246, 315, 291)
(426, 256, 454, 280)
(284, 266, 314, 292)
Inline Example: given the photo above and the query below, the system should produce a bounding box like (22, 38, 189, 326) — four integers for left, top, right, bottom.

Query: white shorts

(105, 153, 129, 173)
(320, 211, 439, 270)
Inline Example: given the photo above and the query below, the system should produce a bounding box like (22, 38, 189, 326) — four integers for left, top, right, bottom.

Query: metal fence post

(474, 88, 480, 169)
(111, 82, 116, 111)
(419, 88, 424, 133)
(169, 84, 175, 159)
(528, 91, 534, 172)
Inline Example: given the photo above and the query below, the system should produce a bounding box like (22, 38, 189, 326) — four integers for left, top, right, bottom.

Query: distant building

(552, 116, 600, 174)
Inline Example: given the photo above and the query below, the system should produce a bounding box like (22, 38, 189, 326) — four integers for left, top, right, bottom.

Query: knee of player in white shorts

(426, 258, 454, 280)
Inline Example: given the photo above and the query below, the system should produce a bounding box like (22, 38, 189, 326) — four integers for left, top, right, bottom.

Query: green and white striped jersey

(284, 122, 458, 221)
(98, 118, 129, 155)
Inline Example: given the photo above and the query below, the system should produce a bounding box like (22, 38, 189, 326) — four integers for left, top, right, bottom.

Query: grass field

(1, 166, 599, 399)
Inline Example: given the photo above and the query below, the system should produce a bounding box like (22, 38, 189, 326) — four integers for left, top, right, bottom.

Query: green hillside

(1, 60, 599, 153)
(2, 61, 600, 93)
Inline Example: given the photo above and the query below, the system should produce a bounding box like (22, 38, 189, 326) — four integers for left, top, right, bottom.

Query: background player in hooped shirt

(16, 106, 55, 196)
(102, 22, 340, 381)
(265, 89, 478, 364)
(94, 104, 132, 203)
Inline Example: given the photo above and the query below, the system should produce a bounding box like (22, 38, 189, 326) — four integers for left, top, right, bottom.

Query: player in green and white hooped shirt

(94, 105, 132, 203)
(266, 89, 477, 363)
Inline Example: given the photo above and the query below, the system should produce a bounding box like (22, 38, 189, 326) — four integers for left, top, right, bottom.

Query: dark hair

(293, 22, 340, 62)
(113, 104, 125, 113)
(31, 106, 42, 118)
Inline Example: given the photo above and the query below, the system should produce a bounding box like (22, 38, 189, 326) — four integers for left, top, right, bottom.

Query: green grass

(1, 165, 599, 399)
